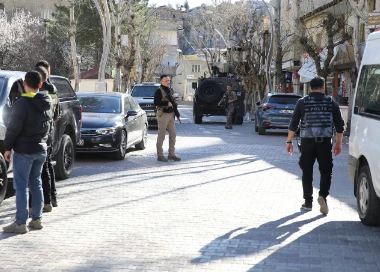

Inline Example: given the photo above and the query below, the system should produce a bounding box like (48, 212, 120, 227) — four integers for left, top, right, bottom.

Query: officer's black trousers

(299, 137, 333, 204)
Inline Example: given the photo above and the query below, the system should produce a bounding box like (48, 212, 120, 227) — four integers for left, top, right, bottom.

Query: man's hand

(168, 102, 172, 107)
(334, 143, 342, 156)
(4, 151, 11, 162)
(286, 143, 293, 155)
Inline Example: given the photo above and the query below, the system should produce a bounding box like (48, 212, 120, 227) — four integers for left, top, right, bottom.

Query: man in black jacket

(154, 75, 181, 162)
(2, 71, 53, 234)
(35, 61, 61, 209)
(286, 77, 345, 215)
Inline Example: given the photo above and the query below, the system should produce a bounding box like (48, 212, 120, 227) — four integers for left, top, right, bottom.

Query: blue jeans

(13, 151, 47, 224)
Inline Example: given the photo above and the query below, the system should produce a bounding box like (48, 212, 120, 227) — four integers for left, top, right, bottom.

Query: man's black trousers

(299, 137, 333, 204)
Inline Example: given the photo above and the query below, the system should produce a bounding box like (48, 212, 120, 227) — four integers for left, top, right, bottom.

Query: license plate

(147, 112, 156, 117)
(77, 139, 84, 146)
(280, 110, 293, 114)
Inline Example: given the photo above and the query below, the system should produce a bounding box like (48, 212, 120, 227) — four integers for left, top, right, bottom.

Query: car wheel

(135, 125, 147, 150)
(113, 130, 127, 160)
(0, 153, 8, 205)
(255, 119, 258, 132)
(55, 135, 74, 180)
(194, 115, 202, 124)
(235, 116, 243, 125)
(356, 165, 380, 226)
(258, 126, 266, 135)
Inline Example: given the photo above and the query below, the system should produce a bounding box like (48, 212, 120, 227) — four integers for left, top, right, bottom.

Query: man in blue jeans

(2, 71, 53, 234)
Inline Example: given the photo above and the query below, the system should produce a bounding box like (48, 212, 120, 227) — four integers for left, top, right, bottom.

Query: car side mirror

(353, 106, 358, 115)
(192, 82, 198, 89)
(126, 110, 137, 117)
(256, 101, 261, 106)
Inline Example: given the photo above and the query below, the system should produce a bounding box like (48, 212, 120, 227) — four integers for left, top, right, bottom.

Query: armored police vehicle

(192, 76, 245, 125)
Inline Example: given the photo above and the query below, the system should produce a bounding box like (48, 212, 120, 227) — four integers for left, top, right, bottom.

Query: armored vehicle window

(355, 65, 380, 117)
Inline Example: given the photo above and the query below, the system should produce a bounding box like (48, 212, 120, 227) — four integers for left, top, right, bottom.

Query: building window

(41, 9, 53, 20)
(192, 65, 200, 73)
(173, 14, 176, 18)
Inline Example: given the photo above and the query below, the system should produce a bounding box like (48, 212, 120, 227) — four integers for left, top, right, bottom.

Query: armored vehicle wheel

(194, 115, 202, 124)
(197, 79, 222, 103)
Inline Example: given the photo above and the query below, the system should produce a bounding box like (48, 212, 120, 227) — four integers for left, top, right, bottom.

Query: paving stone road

(0, 102, 379, 272)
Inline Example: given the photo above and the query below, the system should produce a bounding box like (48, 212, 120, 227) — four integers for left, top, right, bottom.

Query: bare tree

(0, 12, 46, 71)
(140, 34, 167, 82)
(69, 0, 80, 92)
(298, 13, 351, 85)
(109, 0, 132, 92)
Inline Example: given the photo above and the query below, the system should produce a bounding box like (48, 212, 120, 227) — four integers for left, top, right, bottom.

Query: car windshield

(78, 96, 121, 113)
(268, 95, 300, 105)
(131, 86, 157, 97)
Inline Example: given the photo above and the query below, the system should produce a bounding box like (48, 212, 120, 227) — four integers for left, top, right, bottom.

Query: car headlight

(95, 128, 117, 134)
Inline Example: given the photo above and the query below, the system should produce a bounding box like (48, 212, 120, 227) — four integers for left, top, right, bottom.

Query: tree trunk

(69, 1, 80, 92)
(273, 0, 286, 92)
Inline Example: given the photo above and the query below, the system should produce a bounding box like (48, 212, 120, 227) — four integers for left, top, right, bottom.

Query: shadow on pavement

(191, 212, 324, 265)
(247, 221, 380, 271)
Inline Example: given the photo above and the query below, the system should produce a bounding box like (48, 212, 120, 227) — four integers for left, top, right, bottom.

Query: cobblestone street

(0, 103, 379, 272)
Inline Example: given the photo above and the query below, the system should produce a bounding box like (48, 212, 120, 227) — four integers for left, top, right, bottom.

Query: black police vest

(300, 95, 333, 138)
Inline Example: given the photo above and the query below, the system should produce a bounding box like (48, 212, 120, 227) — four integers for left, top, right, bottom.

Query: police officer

(218, 85, 237, 129)
(154, 75, 181, 162)
(286, 77, 345, 215)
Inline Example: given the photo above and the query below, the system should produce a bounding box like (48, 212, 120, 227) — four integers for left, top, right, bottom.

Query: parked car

(130, 82, 160, 125)
(0, 70, 82, 204)
(255, 93, 302, 135)
(76, 92, 148, 160)
(348, 31, 380, 226)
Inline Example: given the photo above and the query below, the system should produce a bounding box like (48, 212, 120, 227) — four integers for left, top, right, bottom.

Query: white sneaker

(318, 196, 329, 215)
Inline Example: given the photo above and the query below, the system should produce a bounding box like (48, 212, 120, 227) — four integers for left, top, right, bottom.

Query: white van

(349, 31, 380, 226)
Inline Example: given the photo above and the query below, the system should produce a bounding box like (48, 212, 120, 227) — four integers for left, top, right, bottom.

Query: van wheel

(255, 120, 258, 132)
(357, 165, 380, 226)
(0, 154, 8, 205)
(55, 135, 74, 180)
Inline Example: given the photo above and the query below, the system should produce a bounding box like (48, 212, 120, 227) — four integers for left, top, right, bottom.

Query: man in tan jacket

(154, 75, 181, 162)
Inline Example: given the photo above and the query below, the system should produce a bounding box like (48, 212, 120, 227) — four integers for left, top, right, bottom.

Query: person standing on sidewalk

(35, 61, 61, 208)
(286, 77, 345, 215)
(218, 85, 237, 129)
(154, 75, 181, 162)
(2, 71, 53, 234)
